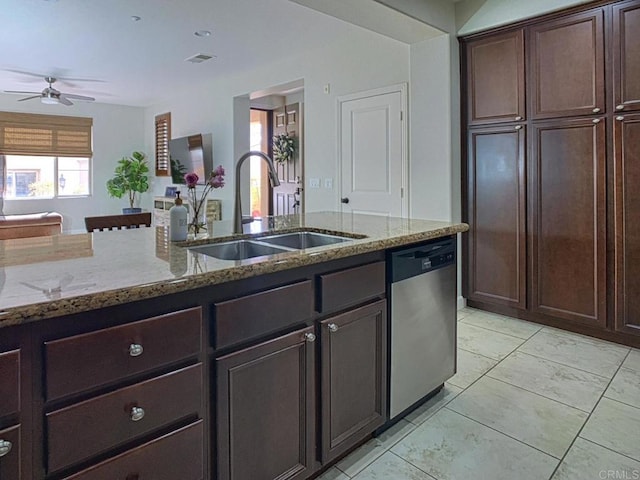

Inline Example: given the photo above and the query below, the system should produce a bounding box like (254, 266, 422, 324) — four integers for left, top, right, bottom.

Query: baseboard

(457, 296, 466, 310)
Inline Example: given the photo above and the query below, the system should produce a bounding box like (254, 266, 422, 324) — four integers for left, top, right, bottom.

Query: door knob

(341, 198, 349, 204)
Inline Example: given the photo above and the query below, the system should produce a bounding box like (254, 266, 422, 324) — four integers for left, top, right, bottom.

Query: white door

(339, 84, 406, 217)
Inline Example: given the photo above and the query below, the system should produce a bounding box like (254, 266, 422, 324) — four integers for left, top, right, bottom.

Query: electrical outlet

(309, 178, 320, 188)
(323, 83, 330, 94)
(324, 178, 333, 189)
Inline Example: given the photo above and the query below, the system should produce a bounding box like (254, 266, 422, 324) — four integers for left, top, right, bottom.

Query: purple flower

(210, 177, 225, 188)
(184, 172, 199, 188)
(214, 165, 225, 177)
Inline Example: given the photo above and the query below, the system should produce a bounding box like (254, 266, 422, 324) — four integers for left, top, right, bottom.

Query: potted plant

(106, 151, 149, 213)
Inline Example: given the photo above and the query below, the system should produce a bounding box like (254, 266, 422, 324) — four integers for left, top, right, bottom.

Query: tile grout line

(577, 435, 640, 466)
(503, 349, 613, 380)
(599, 395, 640, 415)
(458, 345, 501, 362)
(441, 406, 562, 461)
(387, 450, 439, 480)
(546, 348, 634, 480)
(459, 318, 539, 341)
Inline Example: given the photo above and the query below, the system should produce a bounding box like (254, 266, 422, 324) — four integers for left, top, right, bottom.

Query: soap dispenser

(169, 191, 188, 241)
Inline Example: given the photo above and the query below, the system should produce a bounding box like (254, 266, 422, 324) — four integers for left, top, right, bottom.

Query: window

(155, 112, 171, 176)
(3, 155, 89, 198)
(0, 111, 93, 199)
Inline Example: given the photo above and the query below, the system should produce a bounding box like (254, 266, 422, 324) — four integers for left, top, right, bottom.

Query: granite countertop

(0, 212, 468, 328)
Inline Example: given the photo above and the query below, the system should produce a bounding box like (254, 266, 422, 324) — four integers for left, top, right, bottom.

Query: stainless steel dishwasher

(388, 237, 457, 420)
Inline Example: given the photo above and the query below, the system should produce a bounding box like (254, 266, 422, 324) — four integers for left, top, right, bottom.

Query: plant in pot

(106, 151, 150, 213)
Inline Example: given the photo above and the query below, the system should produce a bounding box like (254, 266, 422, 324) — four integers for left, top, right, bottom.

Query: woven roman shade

(155, 112, 171, 176)
(0, 111, 93, 157)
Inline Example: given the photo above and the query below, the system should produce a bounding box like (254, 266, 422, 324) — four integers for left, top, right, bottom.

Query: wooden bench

(84, 212, 152, 232)
(0, 212, 63, 240)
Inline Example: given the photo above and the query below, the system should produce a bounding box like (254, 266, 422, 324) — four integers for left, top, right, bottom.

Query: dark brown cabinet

(613, 1, 640, 112)
(529, 9, 605, 119)
(529, 118, 607, 327)
(465, 30, 525, 125)
(614, 113, 640, 334)
(319, 300, 387, 463)
(216, 326, 316, 480)
(466, 125, 527, 309)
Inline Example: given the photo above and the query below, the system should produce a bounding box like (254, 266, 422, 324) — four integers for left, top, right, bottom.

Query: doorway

(249, 109, 271, 219)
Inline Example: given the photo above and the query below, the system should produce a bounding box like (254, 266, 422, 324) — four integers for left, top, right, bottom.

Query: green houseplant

(106, 151, 150, 213)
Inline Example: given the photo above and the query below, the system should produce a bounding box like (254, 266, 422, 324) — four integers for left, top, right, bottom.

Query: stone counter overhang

(0, 212, 468, 328)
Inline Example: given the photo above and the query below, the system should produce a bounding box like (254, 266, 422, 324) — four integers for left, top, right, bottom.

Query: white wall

(456, 0, 595, 35)
(0, 94, 145, 232)
(144, 10, 410, 221)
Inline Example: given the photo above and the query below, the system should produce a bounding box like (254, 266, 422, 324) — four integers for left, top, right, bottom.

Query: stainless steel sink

(258, 232, 353, 249)
(188, 240, 289, 260)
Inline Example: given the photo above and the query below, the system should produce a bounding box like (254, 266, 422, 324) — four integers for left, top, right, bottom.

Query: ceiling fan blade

(61, 93, 95, 101)
(17, 95, 42, 102)
(4, 69, 105, 84)
(4, 90, 41, 95)
(58, 96, 73, 106)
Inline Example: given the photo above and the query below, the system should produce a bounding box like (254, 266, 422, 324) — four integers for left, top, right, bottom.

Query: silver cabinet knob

(515, 116, 523, 121)
(130, 406, 145, 422)
(129, 344, 144, 357)
(328, 323, 339, 333)
(592, 107, 601, 113)
(616, 116, 625, 121)
(304, 332, 316, 343)
(616, 105, 625, 111)
(515, 125, 523, 130)
(0, 440, 12, 457)
(592, 118, 601, 124)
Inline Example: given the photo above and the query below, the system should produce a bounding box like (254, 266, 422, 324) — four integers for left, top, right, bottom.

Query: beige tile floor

(318, 307, 640, 480)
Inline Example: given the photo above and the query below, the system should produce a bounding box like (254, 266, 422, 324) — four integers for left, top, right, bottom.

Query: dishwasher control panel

(389, 237, 456, 282)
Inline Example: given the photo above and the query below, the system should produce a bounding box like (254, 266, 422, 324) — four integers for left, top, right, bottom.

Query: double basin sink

(188, 231, 356, 261)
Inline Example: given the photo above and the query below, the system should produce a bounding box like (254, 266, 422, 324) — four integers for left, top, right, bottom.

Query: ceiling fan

(4, 76, 95, 106)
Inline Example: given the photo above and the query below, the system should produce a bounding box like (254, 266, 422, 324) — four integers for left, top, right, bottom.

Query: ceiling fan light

(41, 95, 59, 105)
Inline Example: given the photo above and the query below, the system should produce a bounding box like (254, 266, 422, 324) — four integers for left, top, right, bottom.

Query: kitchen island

(0, 212, 467, 480)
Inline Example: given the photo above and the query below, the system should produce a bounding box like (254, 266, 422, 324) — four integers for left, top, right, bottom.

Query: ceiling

(2, 0, 403, 108)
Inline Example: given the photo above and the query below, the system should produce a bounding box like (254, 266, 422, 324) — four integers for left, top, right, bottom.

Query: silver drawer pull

(304, 332, 316, 343)
(593, 118, 601, 124)
(328, 323, 339, 333)
(0, 440, 12, 457)
(515, 116, 523, 121)
(616, 105, 625, 111)
(616, 116, 625, 121)
(515, 125, 523, 130)
(129, 344, 144, 357)
(130, 406, 145, 422)
(592, 107, 601, 113)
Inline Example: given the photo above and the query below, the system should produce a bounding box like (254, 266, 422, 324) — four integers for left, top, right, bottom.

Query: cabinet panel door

(529, 10, 605, 119)
(613, 1, 640, 112)
(529, 118, 606, 326)
(614, 113, 640, 335)
(216, 327, 315, 480)
(466, 30, 525, 125)
(0, 425, 20, 479)
(319, 300, 387, 463)
(466, 125, 526, 309)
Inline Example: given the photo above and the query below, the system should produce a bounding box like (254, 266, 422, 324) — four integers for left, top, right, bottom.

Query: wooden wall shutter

(155, 112, 171, 176)
(0, 111, 92, 157)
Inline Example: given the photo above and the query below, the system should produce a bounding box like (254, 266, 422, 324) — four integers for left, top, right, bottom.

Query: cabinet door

(529, 9, 605, 119)
(614, 113, 640, 335)
(529, 118, 606, 327)
(466, 125, 527, 309)
(613, 1, 640, 113)
(466, 30, 525, 125)
(319, 300, 387, 463)
(216, 327, 315, 480)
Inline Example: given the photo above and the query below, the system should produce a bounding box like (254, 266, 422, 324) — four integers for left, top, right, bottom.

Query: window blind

(0, 111, 93, 157)
(155, 112, 171, 176)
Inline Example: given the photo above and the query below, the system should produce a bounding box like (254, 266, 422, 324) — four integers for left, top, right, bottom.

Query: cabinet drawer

(0, 349, 20, 419)
(0, 424, 20, 480)
(45, 307, 202, 401)
(319, 262, 385, 313)
(46, 363, 202, 473)
(214, 280, 313, 349)
(63, 420, 203, 480)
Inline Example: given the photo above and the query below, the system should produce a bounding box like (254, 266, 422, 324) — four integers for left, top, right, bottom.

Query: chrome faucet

(233, 151, 281, 234)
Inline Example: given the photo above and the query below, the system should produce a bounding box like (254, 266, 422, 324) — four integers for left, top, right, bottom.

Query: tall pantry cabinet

(461, 0, 640, 346)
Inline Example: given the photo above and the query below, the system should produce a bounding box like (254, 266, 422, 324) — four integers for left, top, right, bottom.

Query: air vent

(185, 53, 216, 64)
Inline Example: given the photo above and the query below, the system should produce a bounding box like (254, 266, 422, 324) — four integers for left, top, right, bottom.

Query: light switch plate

(324, 178, 333, 189)
(309, 178, 320, 188)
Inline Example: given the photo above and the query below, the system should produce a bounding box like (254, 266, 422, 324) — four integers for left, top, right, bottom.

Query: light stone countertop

(0, 212, 468, 328)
